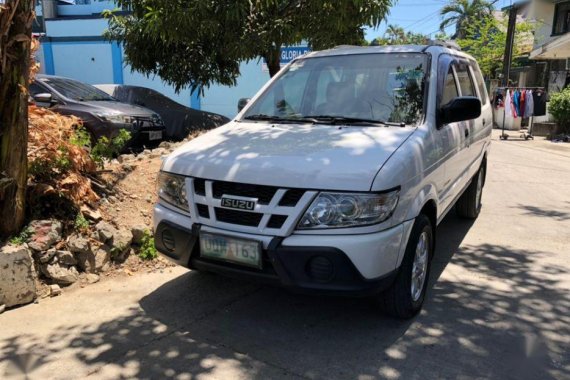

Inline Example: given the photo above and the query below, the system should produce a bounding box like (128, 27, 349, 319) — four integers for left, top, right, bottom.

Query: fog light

(162, 229, 175, 251)
(306, 256, 334, 282)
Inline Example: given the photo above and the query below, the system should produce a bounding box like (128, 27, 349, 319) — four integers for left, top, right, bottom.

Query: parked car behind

(153, 42, 493, 319)
(30, 75, 166, 148)
(95, 84, 230, 141)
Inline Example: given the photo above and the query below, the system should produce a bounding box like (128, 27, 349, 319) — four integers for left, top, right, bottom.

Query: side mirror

(440, 96, 481, 125)
(237, 98, 251, 113)
(33, 93, 54, 107)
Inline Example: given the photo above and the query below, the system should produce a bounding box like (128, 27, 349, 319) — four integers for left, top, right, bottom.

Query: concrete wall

(46, 19, 109, 37)
(51, 42, 114, 84)
(531, 0, 557, 49)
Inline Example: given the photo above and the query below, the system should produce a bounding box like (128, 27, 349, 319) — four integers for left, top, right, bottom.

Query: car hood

(162, 121, 415, 191)
(78, 100, 156, 117)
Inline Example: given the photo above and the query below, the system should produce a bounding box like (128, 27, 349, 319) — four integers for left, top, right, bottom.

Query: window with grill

(553, 2, 570, 35)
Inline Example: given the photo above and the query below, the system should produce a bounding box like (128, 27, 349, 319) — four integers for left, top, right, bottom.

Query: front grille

(212, 181, 277, 204)
(197, 204, 209, 218)
(267, 215, 288, 229)
(194, 179, 206, 196)
(215, 208, 263, 227)
(279, 189, 305, 207)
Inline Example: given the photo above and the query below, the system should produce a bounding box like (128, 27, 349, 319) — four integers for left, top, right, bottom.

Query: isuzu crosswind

(153, 42, 492, 319)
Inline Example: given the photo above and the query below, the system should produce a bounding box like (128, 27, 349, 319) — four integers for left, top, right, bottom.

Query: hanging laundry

(524, 90, 534, 117)
(533, 90, 547, 116)
(513, 89, 521, 117)
(505, 89, 512, 117)
(519, 89, 526, 118)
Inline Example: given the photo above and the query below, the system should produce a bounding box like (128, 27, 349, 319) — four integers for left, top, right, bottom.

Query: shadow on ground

(1, 214, 569, 379)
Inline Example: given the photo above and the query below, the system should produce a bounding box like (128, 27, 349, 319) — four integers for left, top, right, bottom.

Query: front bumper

(153, 204, 411, 296)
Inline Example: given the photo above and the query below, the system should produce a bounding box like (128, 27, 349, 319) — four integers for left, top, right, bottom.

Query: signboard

(262, 45, 311, 72)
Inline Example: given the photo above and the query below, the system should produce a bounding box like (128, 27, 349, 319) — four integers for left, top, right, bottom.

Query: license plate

(199, 233, 262, 268)
(148, 131, 162, 140)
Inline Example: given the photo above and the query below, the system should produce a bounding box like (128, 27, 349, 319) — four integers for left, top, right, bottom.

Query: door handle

(465, 128, 469, 137)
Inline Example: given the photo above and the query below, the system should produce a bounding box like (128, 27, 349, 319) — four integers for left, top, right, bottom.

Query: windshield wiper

(303, 115, 405, 127)
(243, 114, 316, 124)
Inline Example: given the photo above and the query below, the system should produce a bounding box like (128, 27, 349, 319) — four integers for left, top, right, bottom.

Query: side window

(29, 83, 46, 96)
(441, 66, 458, 106)
(455, 63, 476, 97)
(471, 64, 489, 105)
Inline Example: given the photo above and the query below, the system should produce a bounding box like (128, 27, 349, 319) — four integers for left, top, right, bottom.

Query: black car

(95, 84, 230, 141)
(30, 75, 166, 147)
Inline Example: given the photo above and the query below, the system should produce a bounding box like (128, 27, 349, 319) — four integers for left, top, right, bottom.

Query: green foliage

(440, 0, 494, 39)
(74, 212, 90, 231)
(456, 15, 534, 78)
(138, 230, 158, 261)
(105, 0, 394, 89)
(9, 227, 32, 246)
(371, 25, 429, 46)
(70, 125, 92, 148)
(91, 129, 131, 167)
(549, 87, 570, 134)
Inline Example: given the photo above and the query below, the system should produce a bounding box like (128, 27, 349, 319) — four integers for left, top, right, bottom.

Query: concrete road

(1, 132, 569, 380)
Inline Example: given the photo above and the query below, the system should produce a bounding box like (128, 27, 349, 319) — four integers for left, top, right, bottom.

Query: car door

(436, 56, 470, 212)
(468, 62, 492, 169)
(454, 61, 482, 176)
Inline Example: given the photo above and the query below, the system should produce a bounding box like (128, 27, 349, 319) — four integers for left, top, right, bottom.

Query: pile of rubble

(0, 219, 148, 311)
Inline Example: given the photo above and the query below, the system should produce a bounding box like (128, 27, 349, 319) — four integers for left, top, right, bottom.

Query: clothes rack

(495, 86, 546, 141)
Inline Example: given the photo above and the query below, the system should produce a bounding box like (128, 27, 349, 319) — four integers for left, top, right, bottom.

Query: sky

(364, 0, 514, 41)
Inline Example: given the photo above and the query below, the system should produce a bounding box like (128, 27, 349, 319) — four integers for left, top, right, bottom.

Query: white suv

(153, 43, 492, 319)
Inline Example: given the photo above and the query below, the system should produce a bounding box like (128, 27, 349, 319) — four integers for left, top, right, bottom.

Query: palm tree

(440, 0, 494, 39)
(385, 24, 406, 44)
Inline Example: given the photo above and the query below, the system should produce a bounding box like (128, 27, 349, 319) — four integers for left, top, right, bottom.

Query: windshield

(39, 77, 115, 102)
(243, 53, 428, 125)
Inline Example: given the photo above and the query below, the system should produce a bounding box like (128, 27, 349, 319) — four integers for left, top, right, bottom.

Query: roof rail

(426, 39, 461, 51)
(332, 45, 362, 49)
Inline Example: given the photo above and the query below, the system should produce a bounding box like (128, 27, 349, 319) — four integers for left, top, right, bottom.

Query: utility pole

(502, 5, 517, 86)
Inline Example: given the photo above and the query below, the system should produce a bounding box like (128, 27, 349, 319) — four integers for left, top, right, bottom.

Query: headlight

(94, 111, 134, 124)
(157, 172, 189, 212)
(298, 189, 399, 229)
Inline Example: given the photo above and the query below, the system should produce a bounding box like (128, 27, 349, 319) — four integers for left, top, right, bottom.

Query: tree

(456, 15, 533, 78)
(440, 0, 493, 39)
(371, 25, 428, 46)
(106, 0, 393, 92)
(0, 0, 33, 238)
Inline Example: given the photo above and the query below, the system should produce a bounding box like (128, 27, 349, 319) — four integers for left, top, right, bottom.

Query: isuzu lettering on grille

(221, 197, 256, 211)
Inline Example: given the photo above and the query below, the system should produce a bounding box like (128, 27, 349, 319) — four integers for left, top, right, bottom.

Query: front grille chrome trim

(185, 177, 317, 237)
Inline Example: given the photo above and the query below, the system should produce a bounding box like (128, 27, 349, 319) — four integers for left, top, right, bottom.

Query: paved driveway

(1, 133, 569, 380)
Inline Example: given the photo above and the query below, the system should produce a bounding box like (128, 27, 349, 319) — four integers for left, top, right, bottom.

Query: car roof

(303, 44, 474, 61)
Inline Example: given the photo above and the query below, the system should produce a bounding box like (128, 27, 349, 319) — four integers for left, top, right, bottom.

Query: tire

(379, 214, 433, 319)
(456, 163, 486, 219)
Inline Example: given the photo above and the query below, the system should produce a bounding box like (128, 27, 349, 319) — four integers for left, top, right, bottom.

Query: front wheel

(378, 214, 433, 319)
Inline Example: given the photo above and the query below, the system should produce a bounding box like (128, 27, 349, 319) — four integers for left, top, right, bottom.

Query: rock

(159, 141, 171, 149)
(67, 234, 91, 255)
(0, 304, 5, 314)
(56, 250, 77, 266)
(49, 284, 62, 297)
(131, 225, 148, 245)
(76, 244, 111, 273)
(108, 196, 118, 203)
(85, 273, 100, 284)
(27, 220, 62, 251)
(95, 221, 117, 243)
(38, 248, 58, 264)
(112, 229, 133, 262)
(0, 245, 37, 307)
(80, 206, 102, 222)
(41, 263, 79, 285)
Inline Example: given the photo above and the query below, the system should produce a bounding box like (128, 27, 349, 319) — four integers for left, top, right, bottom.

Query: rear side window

(455, 63, 476, 97)
(441, 66, 458, 106)
(471, 64, 488, 105)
